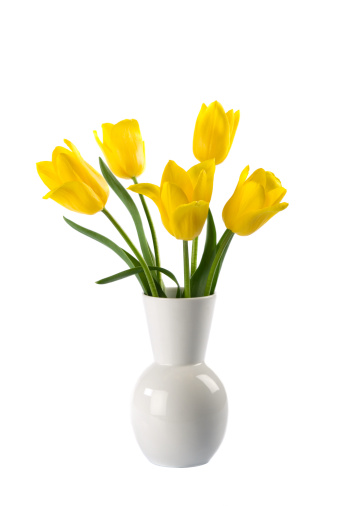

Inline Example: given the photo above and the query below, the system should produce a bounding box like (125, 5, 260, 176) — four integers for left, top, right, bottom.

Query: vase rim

(142, 288, 216, 301)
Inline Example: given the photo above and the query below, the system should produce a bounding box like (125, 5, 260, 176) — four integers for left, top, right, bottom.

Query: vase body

(131, 288, 228, 468)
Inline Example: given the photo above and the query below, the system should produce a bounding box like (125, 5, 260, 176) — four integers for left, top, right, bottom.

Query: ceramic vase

(131, 288, 228, 467)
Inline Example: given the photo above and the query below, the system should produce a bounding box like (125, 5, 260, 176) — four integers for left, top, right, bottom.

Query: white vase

(131, 288, 228, 468)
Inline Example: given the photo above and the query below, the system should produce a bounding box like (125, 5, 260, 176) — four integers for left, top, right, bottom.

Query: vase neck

(143, 292, 216, 366)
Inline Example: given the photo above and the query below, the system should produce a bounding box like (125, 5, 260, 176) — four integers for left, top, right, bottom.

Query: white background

(1, 0, 338, 504)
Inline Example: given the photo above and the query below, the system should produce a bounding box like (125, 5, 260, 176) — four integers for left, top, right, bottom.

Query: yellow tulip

(128, 159, 215, 241)
(222, 166, 288, 236)
(37, 140, 109, 214)
(193, 101, 240, 165)
(94, 120, 145, 179)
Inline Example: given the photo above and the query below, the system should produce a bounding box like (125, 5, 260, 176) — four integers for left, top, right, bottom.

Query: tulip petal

(221, 165, 250, 231)
(265, 171, 282, 191)
(112, 119, 142, 139)
(161, 160, 193, 200)
(265, 187, 287, 207)
(101, 123, 116, 146)
(63, 139, 110, 205)
(36, 161, 60, 190)
(188, 159, 215, 202)
(94, 129, 104, 149)
(52, 146, 80, 184)
(238, 181, 266, 214)
(128, 183, 171, 235)
(128, 183, 161, 204)
(52, 146, 72, 164)
(43, 181, 105, 215)
(227, 109, 240, 154)
(171, 201, 209, 241)
(161, 182, 189, 216)
(193, 101, 230, 165)
(226, 109, 234, 132)
(192, 104, 207, 161)
(63, 140, 84, 160)
(222, 179, 265, 231)
(192, 169, 216, 203)
(231, 202, 289, 236)
(94, 130, 130, 179)
(107, 120, 145, 179)
(192, 170, 207, 203)
(247, 168, 266, 187)
(237, 165, 250, 187)
(195, 103, 208, 126)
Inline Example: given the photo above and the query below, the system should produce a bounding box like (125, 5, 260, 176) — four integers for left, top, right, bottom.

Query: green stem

(102, 208, 158, 297)
(132, 176, 163, 288)
(204, 229, 234, 296)
(183, 240, 191, 298)
(191, 237, 198, 276)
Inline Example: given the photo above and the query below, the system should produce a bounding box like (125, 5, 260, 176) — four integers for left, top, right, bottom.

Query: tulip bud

(37, 140, 109, 214)
(193, 101, 240, 165)
(222, 166, 288, 235)
(94, 119, 145, 179)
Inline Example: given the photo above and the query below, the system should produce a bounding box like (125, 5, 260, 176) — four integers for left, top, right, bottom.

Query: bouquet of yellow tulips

(37, 101, 288, 298)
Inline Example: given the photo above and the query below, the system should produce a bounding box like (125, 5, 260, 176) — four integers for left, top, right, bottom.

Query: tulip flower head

(37, 140, 109, 214)
(94, 119, 145, 179)
(128, 159, 215, 241)
(193, 101, 240, 165)
(222, 166, 288, 236)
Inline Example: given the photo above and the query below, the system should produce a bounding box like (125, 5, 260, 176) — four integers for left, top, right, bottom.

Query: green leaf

(123, 249, 164, 297)
(209, 236, 228, 294)
(209, 232, 234, 294)
(99, 158, 155, 269)
(153, 278, 167, 298)
(96, 267, 146, 284)
(63, 217, 151, 295)
(206, 229, 234, 295)
(97, 266, 181, 298)
(151, 267, 181, 298)
(190, 209, 217, 297)
(122, 250, 152, 296)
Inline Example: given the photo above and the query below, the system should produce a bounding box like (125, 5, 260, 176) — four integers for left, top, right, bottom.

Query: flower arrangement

(37, 101, 288, 298)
